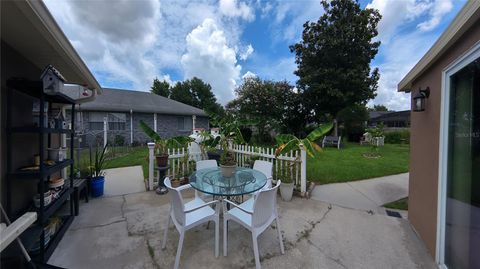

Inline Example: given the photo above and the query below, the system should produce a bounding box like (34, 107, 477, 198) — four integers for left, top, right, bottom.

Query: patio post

(148, 142, 155, 191)
(299, 144, 307, 195)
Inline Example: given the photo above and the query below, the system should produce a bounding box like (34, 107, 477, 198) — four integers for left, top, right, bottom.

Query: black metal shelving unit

(5, 79, 76, 263)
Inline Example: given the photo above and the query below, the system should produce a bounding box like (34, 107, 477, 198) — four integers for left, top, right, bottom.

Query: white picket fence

(147, 142, 308, 195)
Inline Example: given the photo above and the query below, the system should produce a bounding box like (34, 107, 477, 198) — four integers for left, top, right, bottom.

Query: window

(177, 116, 192, 131)
(88, 112, 126, 131)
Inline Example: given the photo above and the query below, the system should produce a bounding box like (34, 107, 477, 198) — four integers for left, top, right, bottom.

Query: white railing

(147, 142, 308, 195)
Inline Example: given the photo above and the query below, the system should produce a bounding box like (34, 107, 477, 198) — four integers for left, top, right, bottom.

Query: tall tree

(226, 77, 307, 140)
(170, 77, 224, 116)
(151, 78, 170, 98)
(290, 0, 381, 134)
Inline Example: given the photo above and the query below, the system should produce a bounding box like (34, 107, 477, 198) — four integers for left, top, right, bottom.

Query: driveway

(49, 187, 435, 269)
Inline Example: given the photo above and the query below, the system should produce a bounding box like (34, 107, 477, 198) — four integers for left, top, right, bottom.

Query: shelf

(41, 215, 74, 262)
(6, 79, 76, 104)
(8, 126, 72, 134)
(40, 187, 73, 223)
(9, 159, 73, 179)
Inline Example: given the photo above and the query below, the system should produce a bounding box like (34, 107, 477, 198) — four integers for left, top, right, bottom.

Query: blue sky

(45, 0, 466, 110)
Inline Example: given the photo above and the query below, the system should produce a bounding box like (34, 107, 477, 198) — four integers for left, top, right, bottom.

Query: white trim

(436, 41, 480, 268)
(130, 109, 133, 145)
(154, 113, 157, 133)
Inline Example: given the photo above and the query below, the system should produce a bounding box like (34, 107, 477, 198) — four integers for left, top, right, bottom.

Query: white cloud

(417, 0, 453, 31)
(242, 71, 257, 80)
(239, 44, 254, 60)
(219, 0, 255, 21)
(181, 19, 241, 104)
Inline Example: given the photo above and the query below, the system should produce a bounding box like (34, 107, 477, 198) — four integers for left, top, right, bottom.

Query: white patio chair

(223, 180, 285, 269)
(195, 160, 218, 200)
(253, 160, 273, 193)
(162, 178, 220, 269)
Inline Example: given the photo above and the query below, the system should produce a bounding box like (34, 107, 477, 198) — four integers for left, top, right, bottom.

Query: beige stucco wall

(408, 17, 480, 257)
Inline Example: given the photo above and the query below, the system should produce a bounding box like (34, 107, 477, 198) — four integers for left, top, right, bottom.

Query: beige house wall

(408, 16, 480, 257)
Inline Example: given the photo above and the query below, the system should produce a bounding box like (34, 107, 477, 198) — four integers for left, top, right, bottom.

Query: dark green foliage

(338, 104, 369, 141)
(368, 104, 389, 112)
(384, 130, 410, 144)
(226, 77, 307, 141)
(151, 78, 171, 98)
(90, 144, 108, 178)
(170, 77, 225, 116)
(290, 0, 381, 121)
(240, 127, 253, 144)
(114, 134, 125, 146)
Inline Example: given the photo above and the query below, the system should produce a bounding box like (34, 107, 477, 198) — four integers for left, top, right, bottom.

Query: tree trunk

(333, 118, 338, 137)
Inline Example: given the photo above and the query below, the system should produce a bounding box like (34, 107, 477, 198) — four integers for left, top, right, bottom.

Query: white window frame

(437, 41, 480, 268)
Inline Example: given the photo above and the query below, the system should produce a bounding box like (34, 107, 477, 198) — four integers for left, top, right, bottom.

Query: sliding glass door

(444, 57, 480, 269)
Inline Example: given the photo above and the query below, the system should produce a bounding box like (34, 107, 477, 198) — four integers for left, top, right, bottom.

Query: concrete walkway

(310, 173, 409, 213)
(103, 166, 146, 196)
(49, 189, 435, 269)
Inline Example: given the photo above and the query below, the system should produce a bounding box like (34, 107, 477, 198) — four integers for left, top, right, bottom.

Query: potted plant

(365, 123, 384, 158)
(197, 130, 221, 161)
(139, 120, 193, 167)
(274, 123, 333, 201)
(277, 164, 295, 201)
(215, 117, 245, 178)
(89, 143, 108, 197)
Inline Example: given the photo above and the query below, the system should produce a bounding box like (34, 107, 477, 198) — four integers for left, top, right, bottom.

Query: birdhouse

(40, 65, 66, 95)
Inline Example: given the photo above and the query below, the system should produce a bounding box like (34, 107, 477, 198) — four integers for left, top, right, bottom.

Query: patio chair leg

(223, 218, 228, 256)
(252, 233, 261, 269)
(174, 231, 185, 269)
(162, 215, 170, 250)
(215, 218, 219, 257)
(276, 218, 285, 254)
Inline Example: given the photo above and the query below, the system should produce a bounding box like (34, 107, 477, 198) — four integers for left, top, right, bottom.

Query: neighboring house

(71, 88, 209, 146)
(398, 1, 480, 268)
(368, 110, 410, 130)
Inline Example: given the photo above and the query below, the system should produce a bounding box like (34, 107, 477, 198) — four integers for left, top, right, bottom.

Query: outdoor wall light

(413, 87, 430, 112)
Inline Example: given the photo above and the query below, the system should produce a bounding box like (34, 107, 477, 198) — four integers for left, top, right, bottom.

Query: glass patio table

(189, 167, 267, 197)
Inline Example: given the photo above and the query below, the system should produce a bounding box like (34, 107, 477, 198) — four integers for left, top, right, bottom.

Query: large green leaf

(139, 120, 161, 142)
(306, 123, 334, 142)
(275, 134, 296, 146)
(275, 138, 300, 156)
(301, 139, 319, 157)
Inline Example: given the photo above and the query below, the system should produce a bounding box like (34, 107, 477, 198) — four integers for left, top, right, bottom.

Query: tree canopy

(290, 0, 381, 122)
(151, 78, 170, 98)
(170, 77, 224, 116)
(367, 104, 389, 112)
(226, 77, 307, 140)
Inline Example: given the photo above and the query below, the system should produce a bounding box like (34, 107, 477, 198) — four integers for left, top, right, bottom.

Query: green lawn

(383, 197, 409, 211)
(307, 143, 410, 184)
(104, 147, 149, 178)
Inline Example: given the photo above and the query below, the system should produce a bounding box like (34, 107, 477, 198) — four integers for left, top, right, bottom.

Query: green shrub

(114, 135, 125, 146)
(385, 130, 410, 144)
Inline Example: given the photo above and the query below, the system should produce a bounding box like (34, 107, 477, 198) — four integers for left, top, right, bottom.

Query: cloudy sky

(44, 0, 466, 111)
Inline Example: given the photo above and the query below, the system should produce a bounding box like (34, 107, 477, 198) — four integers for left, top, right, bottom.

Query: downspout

(154, 113, 157, 133)
(130, 109, 133, 145)
(192, 115, 196, 132)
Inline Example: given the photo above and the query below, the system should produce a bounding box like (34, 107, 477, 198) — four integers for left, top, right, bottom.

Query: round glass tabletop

(189, 167, 267, 197)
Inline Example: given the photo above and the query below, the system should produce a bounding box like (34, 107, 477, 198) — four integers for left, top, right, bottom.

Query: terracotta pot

(156, 154, 169, 167)
(220, 164, 236, 178)
(171, 179, 181, 188)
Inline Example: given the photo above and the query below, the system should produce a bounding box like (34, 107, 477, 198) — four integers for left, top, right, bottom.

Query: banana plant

(139, 120, 193, 155)
(275, 123, 334, 157)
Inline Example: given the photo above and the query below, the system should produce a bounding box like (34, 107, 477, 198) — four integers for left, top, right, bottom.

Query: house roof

(1, 1, 101, 94)
(398, 0, 480, 92)
(369, 111, 390, 120)
(370, 110, 410, 122)
(79, 88, 208, 116)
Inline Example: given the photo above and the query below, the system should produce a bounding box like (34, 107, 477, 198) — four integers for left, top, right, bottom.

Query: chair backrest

(196, 160, 218, 171)
(164, 178, 186, 225)
(253, 160, 272, 179)
(252, 180, 281, 228)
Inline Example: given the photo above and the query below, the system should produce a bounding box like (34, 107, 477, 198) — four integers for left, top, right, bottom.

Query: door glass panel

(445, 58, 480, 269)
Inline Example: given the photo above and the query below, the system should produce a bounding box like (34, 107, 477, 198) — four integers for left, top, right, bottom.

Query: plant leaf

(301, 139, 318, 157)
(275, 138, 300, 157)
(139, 120, 162, 142)
(306, 123, 334, 142)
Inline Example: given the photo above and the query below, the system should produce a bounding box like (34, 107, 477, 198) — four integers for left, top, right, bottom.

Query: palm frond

(306, 123, 334, 142)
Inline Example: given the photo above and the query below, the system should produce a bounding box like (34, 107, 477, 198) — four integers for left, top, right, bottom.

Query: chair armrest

(223, 199, 253, 215)
(176, 184, 192, 192)
(184, 200, 219, 213)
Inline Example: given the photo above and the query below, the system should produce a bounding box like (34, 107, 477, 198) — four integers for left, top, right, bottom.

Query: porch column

(192, 115, 196, 131)
(130, 109, 133, 145)
(154, 113, 157, 132)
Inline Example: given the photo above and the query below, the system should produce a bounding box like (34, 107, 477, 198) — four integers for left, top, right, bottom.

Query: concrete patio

(49, 189, 436, 269)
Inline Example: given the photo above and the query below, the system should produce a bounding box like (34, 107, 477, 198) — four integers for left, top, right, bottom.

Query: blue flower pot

(91, 176, 105, 197)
